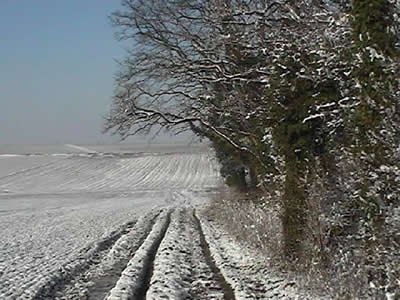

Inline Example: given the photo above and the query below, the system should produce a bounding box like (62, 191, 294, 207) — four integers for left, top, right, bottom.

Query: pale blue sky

(0, 1, 134, 144)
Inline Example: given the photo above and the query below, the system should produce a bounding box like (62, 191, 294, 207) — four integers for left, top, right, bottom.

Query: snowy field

(0, 144, 315, 299)
(0, 144, 219, 299)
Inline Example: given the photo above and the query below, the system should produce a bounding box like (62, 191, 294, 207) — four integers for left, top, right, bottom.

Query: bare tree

(105, 0, 355, 258)
(105, 1, 316, 152)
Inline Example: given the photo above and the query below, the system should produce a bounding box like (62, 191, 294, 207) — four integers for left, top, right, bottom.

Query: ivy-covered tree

(349, 0, 400, 217)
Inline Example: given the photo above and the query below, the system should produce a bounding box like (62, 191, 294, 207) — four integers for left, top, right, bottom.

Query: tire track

(52, 209, 163, 300)
(28, 217, 140, 300)
(146, 208, 194, 299)
(26, 206, 285, 300)
(51, 208, 236, 300)
(106, 209, 172, 300)
(193, 210, 236, 300)
(146, 208, 227, 299)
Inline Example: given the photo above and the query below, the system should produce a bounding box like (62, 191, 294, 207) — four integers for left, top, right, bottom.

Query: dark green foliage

(352, 0, 396, 55)
(213, 140, 248, 191)
(351, 0, 398, 133)
(348, 0, 399, 221)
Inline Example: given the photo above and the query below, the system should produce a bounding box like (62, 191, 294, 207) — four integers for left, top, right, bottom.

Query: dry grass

(205, 186, 284, 264)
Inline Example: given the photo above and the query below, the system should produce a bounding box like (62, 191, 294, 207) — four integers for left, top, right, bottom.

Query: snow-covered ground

(0, 144, 219, 299)
(0, 144, 316, 299)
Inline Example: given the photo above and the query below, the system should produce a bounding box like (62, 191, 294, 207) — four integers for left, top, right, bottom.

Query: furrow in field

(115, 155, 158, 189)
(135, 156, 168, 190)
(163, 155, 184, 189)
(0, 158, 94, 193)
(169, 154, 190, 189)
(98, 155, 158, 191)
(0, 159, 59, 182)
(19, 217, 139, 300)
(102, 156, 155, 190)
(0, 159, 69, 188)
(36, 158, 102, 192)
(81, 159, 128, 191)
(198, 154, 212, 187)
(130, 158, 164, 190)
(150, 154, 183, 190)
(55, 158, 115, 192)
(67, 155, 166, 192)
(192, 153, 204, 188)
(162, 155, 182, 189)
(146, 208, 227, 299)
(140, 154, 179, 190)
(183, 154, 198, 189)
(163, 154, 196, 190)
(60, 157, 133, 192)
(87, 157, 142, 190)
(1, 153, 218, 195)
(106, 209, 172, 300)
(183, 154, 207, 189)
(182, 155, 195, 187)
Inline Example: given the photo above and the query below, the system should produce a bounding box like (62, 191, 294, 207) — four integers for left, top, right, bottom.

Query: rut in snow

(193, 210, 236, 300)
(31, 219, 138, 300)
(85, 210, 162, 300)
(48, 209, 163, 300)
(145, 207, 229, 299)
(106, 210, 172, 300)
(134, 212, 171, 300)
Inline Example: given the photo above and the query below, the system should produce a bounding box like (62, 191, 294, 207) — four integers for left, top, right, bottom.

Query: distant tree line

(105, 0, 400, 273)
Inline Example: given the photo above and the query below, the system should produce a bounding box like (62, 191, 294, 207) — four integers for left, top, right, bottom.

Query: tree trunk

(237, 167, 248, 192)
(249, 166, 258, 189)
(282, 160, 308, 260)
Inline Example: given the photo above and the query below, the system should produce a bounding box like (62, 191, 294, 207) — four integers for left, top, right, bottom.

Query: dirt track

(31, 206, 310, 300)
